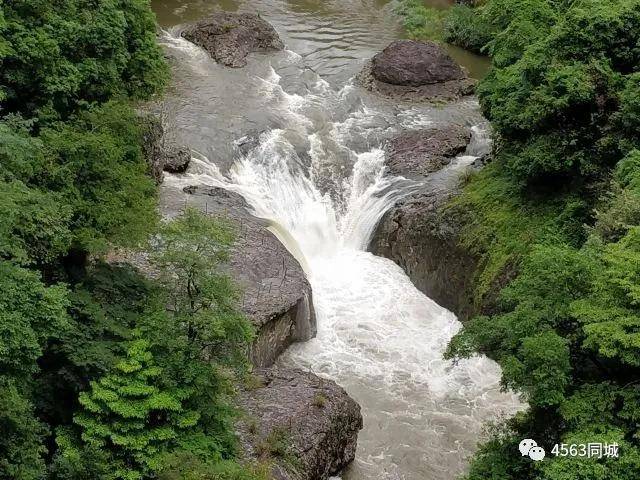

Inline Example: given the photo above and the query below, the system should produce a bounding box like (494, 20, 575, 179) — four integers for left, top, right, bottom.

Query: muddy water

(152, 0, 490, 80)
(151, 1, 518, 479)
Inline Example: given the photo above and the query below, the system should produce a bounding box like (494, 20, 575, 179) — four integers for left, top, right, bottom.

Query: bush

(477, 0, 640, 184)
(0, 0, 168, 121)
(443, 5, 494, 53)
(395, 0, 446, 40)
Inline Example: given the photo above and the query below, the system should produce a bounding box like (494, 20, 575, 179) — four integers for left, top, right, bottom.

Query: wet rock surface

(181, 12, 284, 68)
(385, 125, 471, 177)
(161, 184, 316, 367)
(139, 112, 191, 182)
(162, 145, 191, 173)
(371, 124, 479, 319)
(358, 40, 476, 102)
(372, 40, 466, 86)
(370, 189, 478, 320)
(236, 367, 363, 480)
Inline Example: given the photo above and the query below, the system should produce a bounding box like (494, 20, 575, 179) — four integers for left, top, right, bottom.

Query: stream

(151, 1, 522, 479)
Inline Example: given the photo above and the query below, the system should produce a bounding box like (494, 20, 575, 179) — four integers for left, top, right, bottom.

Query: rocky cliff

(370, 125, 481, 320)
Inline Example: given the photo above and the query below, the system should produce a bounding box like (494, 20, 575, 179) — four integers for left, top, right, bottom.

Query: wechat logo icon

(519, 439, 546, 461)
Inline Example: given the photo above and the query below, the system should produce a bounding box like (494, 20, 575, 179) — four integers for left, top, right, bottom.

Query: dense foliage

(406, 0, 640, 478)
(395, 0, 640, 477)
(0, 2, 262, 479)
(0, 0, 167, 120)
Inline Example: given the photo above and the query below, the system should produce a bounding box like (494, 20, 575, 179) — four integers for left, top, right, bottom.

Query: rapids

(153, 2, 522, 478)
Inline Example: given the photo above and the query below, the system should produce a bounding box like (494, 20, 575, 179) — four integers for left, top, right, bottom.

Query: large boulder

(236, 367, 363, 480)
(139, 113, 165, 184)
(181, 12, 284, 68)
(372, 40, 465, 86)
(168, 185, 316, 367)
(370, 190, 478, 320)
(358, 40, 476, 102)
(385, 125, 471, 177)
(371, 125, 478, 319)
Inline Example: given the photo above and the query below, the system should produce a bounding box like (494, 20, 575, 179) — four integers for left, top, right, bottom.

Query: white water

(162, 32, 522, 480)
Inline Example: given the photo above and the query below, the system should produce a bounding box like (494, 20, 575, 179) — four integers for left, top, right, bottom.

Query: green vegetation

(395, 0, 447, 41)
(422, 0, 640, 478)
(0, 2, 262, 479)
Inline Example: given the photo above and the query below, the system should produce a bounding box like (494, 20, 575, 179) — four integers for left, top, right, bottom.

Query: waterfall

(161, 30, 522, 480)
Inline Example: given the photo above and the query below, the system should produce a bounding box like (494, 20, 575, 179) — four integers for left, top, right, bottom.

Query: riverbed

(151, 1, 521, 479)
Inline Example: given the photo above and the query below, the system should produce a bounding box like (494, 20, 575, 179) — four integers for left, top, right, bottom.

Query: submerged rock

(385, 125, 471, 177)
(236, 367, 363, 480)
(358, 40, 476, 102)
(164, 185, 316, 367)
(181, 12, 284, 68)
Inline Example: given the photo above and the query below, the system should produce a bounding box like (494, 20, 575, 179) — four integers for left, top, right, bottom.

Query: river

(151, 1, 521, 479)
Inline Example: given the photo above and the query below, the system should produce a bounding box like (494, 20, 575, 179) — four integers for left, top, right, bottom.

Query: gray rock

(358, 40, 476, 103)
(372, 40, 465, 86)
(165, 185, 316, 367)
(358, 61, 476, 103)
(138, 112, 192, 180)
(162, 145, 191, 173)
(385, 126, 471, 177)
(370, 189, 478, 320)
(371, 124, 481, 319)
(181, 12, 284, 68)
(139, 113, 165, 185)
(236, 367, 363, 480)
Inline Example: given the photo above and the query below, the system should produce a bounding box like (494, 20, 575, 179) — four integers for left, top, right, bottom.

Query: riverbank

(386, 2, 640, 479)
(151, 1, 523, 478)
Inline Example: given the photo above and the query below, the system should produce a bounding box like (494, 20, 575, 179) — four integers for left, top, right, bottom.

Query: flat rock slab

(385, 125, 471, 177)
(237, 367, 363, 480)
(181, 12, 284, 67)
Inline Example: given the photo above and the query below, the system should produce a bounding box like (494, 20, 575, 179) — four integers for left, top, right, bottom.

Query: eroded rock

(370, 190, 478, 320)
(139, 113, 165, 184)
(181, 12, 284, 68)
(163, 185, 316, 367)
(358, 40, 476, 102)
(237, 367, 363, 480)
(371, 125, 479, 319)
(138, 112, 192, 181)
(385, 125, 471, 177)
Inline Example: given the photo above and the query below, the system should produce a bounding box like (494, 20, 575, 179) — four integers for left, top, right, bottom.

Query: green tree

(74, 338, 200, 480)
(145, 209, 255, 458)
(0, 0, 168, 120)
(0, 260, 69, 378)
(151, 208, 254, 366)
(0, 378, 47, 480)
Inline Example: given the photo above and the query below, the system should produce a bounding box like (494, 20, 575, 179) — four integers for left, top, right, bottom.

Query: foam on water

(162, 32, 522, 480)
